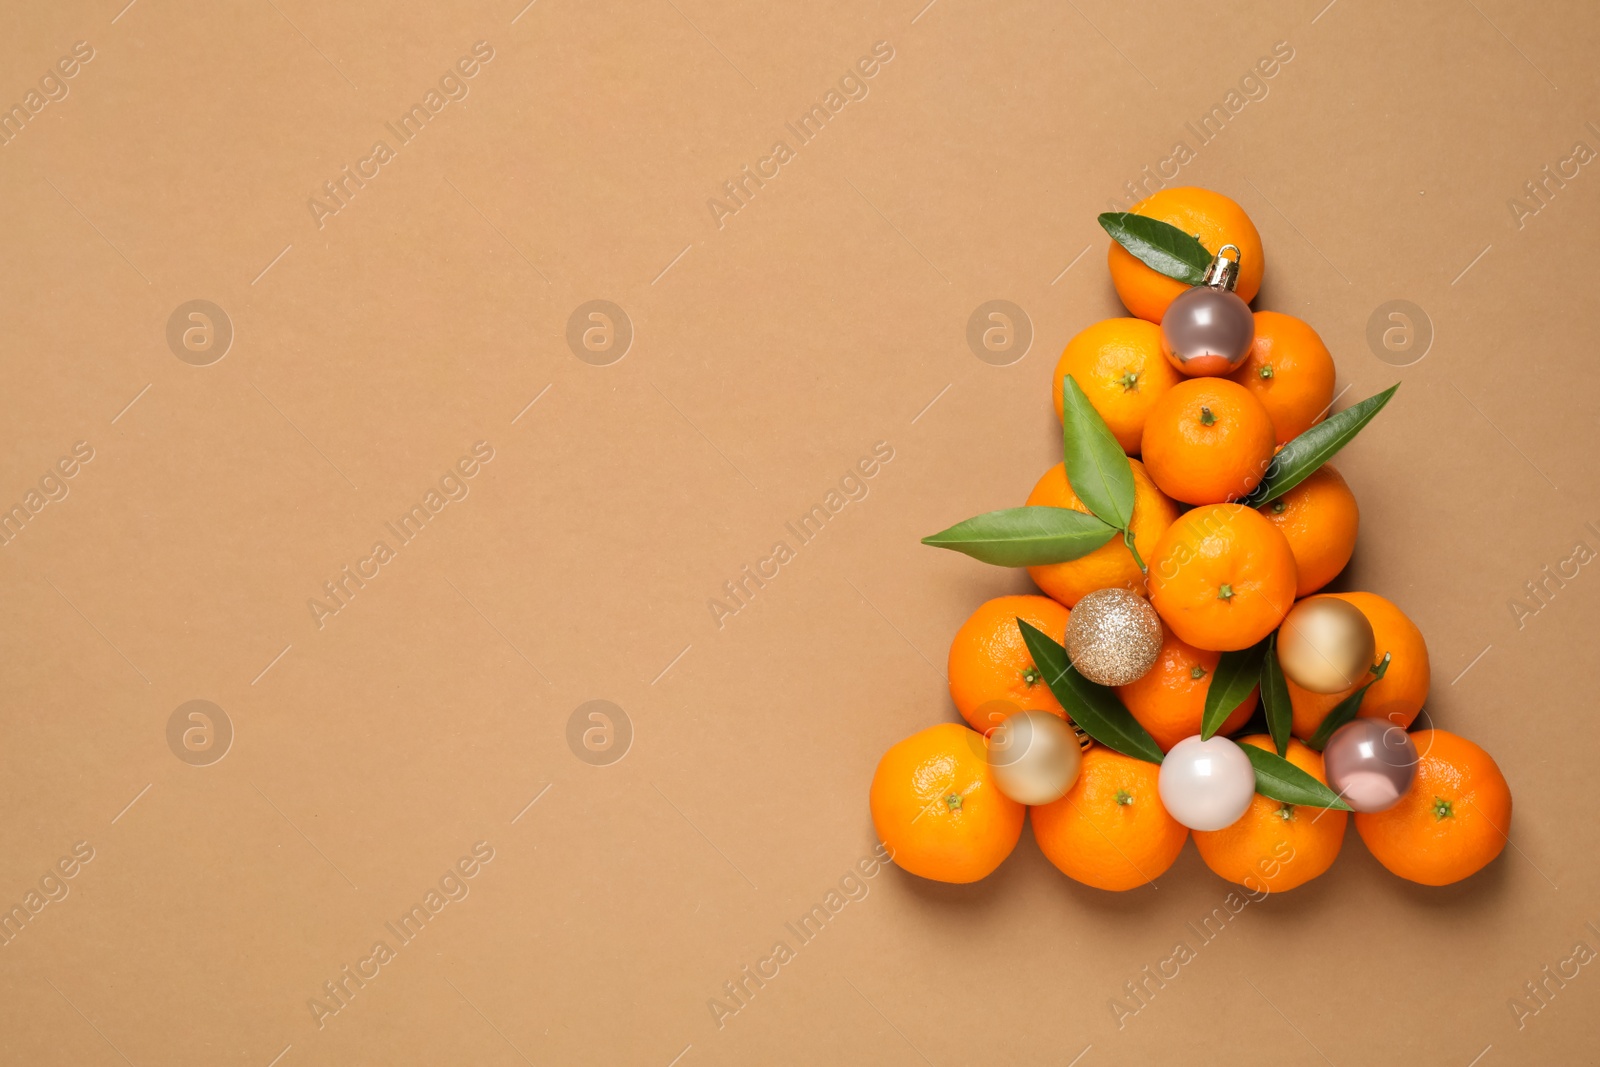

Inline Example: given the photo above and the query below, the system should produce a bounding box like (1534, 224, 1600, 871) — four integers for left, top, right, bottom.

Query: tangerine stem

(1122, 528, 1147, 574)
(1371, 651, 1393, 680)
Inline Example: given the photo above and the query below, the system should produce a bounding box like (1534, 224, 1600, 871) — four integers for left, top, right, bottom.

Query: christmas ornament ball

(1322, 718, 1417, 813)
(1161, 245, 1255, 377)
(1064, 588, 1162, 686)
(1158, 734, 1256, 831)
(1161, 285, 1256, 377)
(986, 710, 1082, 806)
(1277, 597, 1377, 694)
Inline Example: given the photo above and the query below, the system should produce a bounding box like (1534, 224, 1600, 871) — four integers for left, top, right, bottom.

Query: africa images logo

(306, 42, 496, 230)
(704, 41, 895, 231)
(306, 842, 495, 1030)
(0, 40, 95, 148)
(307, 442, 495, 630)
(707, 441, 894, 629)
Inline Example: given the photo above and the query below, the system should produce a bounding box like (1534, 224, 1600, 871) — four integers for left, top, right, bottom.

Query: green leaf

(1097, 212, 1211, 284)
(1260, 634, 1292, 757)
(1306, 652, 1393, 750)
(1200, 639, 1268, 739)
(1060, 375, 1135, 530)
(1017, 619, 1165, 764)
(1241, 744, 1352, 811)
(920, 507, 1119, 566)
(1246, 384, 1400, 506)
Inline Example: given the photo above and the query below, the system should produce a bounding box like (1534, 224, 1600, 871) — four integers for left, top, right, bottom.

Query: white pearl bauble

(1157, 735, 1256, 831)
(986, 710, 1083, 805)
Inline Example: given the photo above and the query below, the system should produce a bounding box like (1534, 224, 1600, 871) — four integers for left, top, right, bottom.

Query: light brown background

(2, 0, 1599, 1063)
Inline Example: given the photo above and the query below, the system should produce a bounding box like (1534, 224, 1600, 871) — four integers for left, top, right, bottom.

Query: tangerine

(1116, 623, 1257, 751)
(1051, 319, 1181, 454)
(870, 723, 1026, 884)
(1108, 187, 1264, 324)
(1031, 746, 1186, 891)
(948, 595, 1071, 733)
(1193, 736, 1347, 892)
(1228, 311, 1337, 445)
(1355, 729, 1512, 886)
(1259, 464, 1359, 598)
(1146, 504, 1297, 651)
(1025, 459, 1179, 606)
(1288, 592, 1430, 740)
(1141, 378, 1276, 505)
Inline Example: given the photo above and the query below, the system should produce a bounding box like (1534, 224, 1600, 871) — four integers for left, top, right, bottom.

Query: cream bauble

(1276, 597, 1376, 694)
(986, 710, 1082, 805)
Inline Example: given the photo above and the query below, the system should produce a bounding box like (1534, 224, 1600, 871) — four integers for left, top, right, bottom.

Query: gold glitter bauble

(986, 710, 1082, 805)
(1064, 588, 1162, 686)
(1277, 597, 1376, 694)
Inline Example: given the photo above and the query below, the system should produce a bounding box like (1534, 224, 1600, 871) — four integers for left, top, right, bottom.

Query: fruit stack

(871, 188, 1512, 893)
